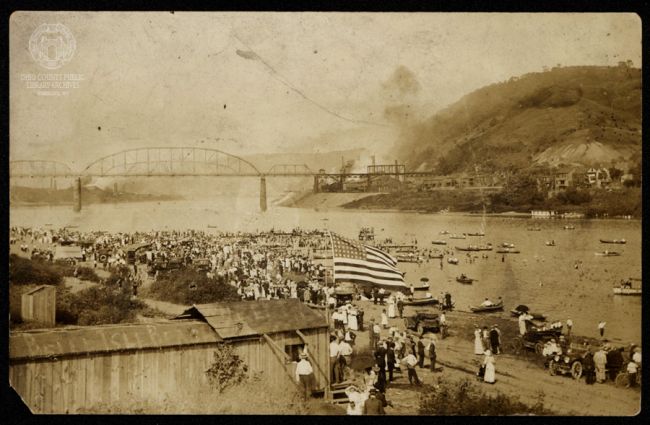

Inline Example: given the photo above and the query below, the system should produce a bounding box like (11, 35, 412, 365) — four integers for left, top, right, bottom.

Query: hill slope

(396, 65, 641, 172)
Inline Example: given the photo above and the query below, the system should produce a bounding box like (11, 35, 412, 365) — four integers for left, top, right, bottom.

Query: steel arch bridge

(10, 147, 318, 212)
(10, 160, 76, 178)
(81, 147, 263, 177)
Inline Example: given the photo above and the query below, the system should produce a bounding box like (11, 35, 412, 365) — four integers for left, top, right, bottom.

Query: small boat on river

(595, 251, 621, 257)
(470, 300, 504, 313)
(500, 242, 515, 248)
(403, 297, 439, 306)
(510, 305, 546, 321)
(431, 240, 447, 245)
(449, 234, 466, 239)
(527, 227, 542, 231)
(456, 275, 474, 284)
(563, 225, 575, 230)
(465, 232, 485, 237)
(447, 257, 459, 265)
(496, 248, 520, 254)
(456, 245, 480, 252)
(439, 230, 449, 235)
(545, 241, 555, 246)
(600, 239, 626, 244)
(613, 286, 641, 296)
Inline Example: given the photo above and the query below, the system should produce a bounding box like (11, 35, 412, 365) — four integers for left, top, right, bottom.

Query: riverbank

(352, 299, 640, 415)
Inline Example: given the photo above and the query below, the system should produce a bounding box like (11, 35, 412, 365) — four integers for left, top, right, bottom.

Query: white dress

(484, 355, 496, 383)
(388, 298, 396, 318)
(348, 311, 359, 331)
(474, 329, 484, 355)
(381, 312, 388, 327)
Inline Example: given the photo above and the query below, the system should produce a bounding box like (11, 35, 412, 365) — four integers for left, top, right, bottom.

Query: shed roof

(10, 320, 220, 361)
(175, 299, 328, 339)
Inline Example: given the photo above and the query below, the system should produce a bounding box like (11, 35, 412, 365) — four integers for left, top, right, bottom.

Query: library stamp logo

(29, 23, 76, 70)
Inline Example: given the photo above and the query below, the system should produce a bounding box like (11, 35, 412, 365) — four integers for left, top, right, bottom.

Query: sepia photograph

(7, 11, 642, 415)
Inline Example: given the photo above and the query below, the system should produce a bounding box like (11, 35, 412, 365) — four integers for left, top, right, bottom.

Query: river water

(10, 197, 642, 343)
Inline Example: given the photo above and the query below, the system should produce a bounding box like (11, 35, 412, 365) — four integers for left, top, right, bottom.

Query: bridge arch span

(81, 147, 262, 177)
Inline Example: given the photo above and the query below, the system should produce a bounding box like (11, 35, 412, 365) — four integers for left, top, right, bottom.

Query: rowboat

(527, 227, 542, 231)
(403, 297, 439, 306)
(601, 238, 626, 244)
(545, 241, 555, 246)
(478, 245, 493, 251)
(500, 242, 515, 248)
(428, 253, 443, 259)
(470, 300, 504, 313)
(439, 230, 449, 235)
(431, 240, 447, 245)
(447, 257, 459, 264)
(612, 287, 641, 296)
(496, 248, 520, 254)
(456, 275, 474, 284)
(455, 246, 480, 252)
(563, 225, 575, 230)
(595, 251, 621, 257)
(397, 255, 420, 263)
(510, 305, 546, 321)
(465, 232, 485, 237)
(449, 234, 466, 239)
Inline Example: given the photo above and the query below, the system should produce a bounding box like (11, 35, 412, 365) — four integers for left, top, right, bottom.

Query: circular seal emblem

(29, 23, 76, 70)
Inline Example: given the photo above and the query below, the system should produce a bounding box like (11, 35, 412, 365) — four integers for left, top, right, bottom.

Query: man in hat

(428, 337, 437, 372)
(397, 298, 404, 318)
(489, 325, 501, 355)
(417, 337, 426, 368)
(386, 341, 396, 382)
(368, 319, 376, 349)
(363, 388, 385, 415)
(330, 335, 343, 384)
(402, 352, 421, 385)
(593, 345, 608, 383)
(295, 352, 315, 399)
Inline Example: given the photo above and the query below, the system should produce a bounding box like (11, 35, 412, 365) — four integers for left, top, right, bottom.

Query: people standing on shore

(417, 337, 426, 368)
(402, 352, 421, 386)
(397, 298, 404, 318)
(481, 326, 490, 351)
(489, 325, 501, 355)
(593, 346, 608, 383)
(598, 321, 606, 338)
(428, 337, 437, 372)
(474, 325, 484, 355)
(582, 349, 596, 385)
(483, 350, 496, 384)
(566, 318, 573, 336)
(381, 309, 388, 329)
(386, 341, 396, 382)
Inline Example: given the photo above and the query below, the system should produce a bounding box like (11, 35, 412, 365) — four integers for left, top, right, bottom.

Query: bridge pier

(259, 176, 267, 212)
(72, 177, 82, 212)
(313, 175, 319, 193)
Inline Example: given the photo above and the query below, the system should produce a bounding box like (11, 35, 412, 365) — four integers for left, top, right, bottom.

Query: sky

(10, 12, 642, 169)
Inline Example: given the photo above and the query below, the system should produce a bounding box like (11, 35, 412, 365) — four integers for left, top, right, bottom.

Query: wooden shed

(9, 299, 330, 413)
(21, 285, 56, 326)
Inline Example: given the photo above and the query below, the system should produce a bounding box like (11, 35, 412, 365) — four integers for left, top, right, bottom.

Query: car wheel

(571, 361, 583, 380)
(548, 360, 557, 376)
(615, 372, 628, 388)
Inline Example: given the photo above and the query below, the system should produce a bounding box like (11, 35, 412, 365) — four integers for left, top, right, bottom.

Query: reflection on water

(10, 198, 642, 343)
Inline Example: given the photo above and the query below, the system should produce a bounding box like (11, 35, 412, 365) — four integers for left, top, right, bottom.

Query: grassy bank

(341, 187, 641, 218)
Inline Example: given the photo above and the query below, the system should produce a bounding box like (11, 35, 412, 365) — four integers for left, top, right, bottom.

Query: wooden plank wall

(20, 287, 56, 326)
(9, 327, 329, 413)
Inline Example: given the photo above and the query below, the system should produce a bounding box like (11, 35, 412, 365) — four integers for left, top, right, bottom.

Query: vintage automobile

(507, 327, 562, 356)
(404, 310, 441, 335)
(548, 346, 587, 380)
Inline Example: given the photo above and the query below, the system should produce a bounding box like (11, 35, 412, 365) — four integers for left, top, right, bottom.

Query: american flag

(330, 232, 406, 289)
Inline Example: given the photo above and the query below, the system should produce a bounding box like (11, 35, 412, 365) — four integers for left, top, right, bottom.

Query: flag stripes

(330, 232, 406, 289)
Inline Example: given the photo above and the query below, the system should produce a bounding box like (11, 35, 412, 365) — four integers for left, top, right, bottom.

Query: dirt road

(349, 299, 640, 416)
